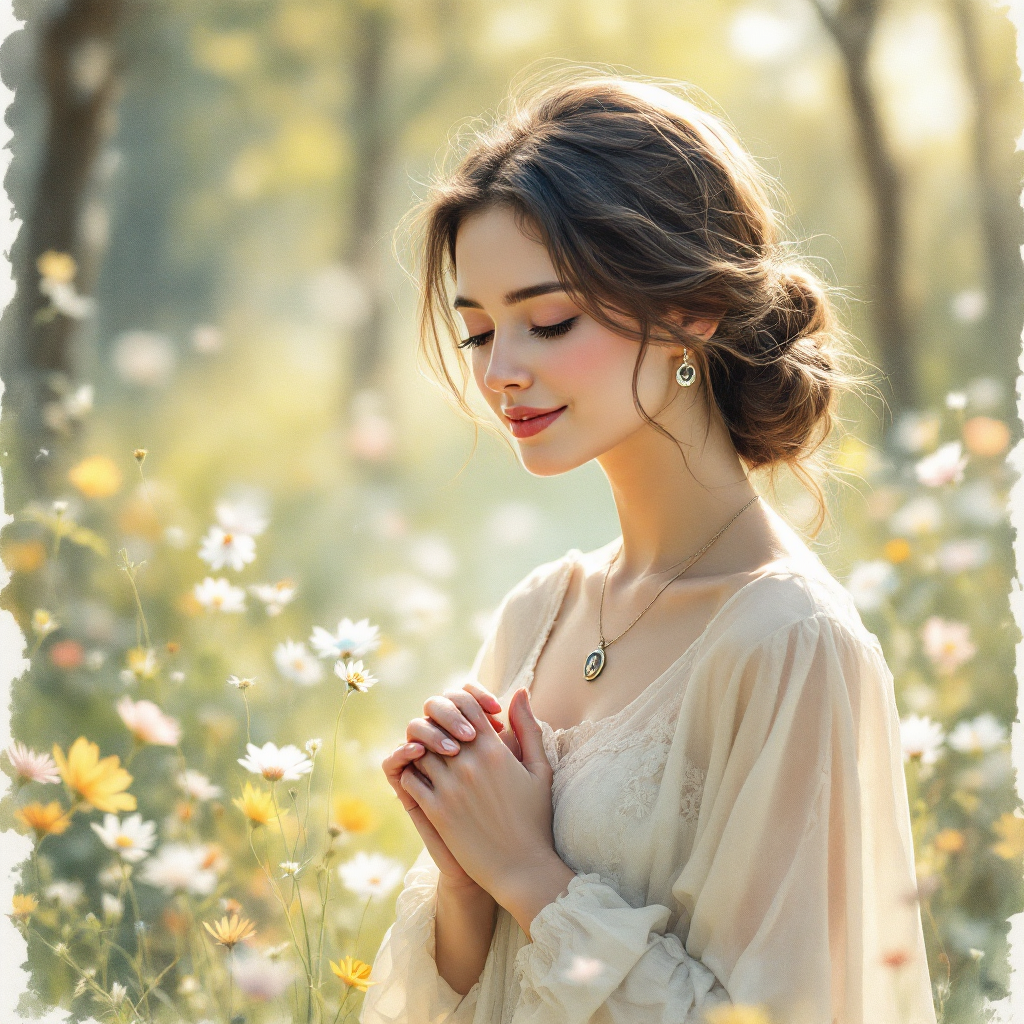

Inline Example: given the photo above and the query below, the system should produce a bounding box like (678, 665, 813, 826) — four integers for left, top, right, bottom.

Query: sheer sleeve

(511, 612, 936, 1024)
(360, 557, 573, 1024)
(359, 846, 482, 1024)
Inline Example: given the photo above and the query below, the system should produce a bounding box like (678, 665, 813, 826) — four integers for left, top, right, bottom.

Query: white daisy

(177, 769, 223, 801)
(215, 498, 268, 537)
(915, 441, 968, 488)
(337, 851, 403, 899)
(237, 741, 313, 782)
(280, 861, 301, 877)
(889, 496, 942, 537)
(227, 675, 256, 690)
(139, 843, 220, 896)
(305, 738, 323, 757)
(198, 525, 257, 572)
(947, 713, 1007, 754)
(46, 880, 84, 909)
(309, 617, 380, 660)
(249, 580, 297, 616)
(274, 640, 323, 686)
(844, 560, 899, 613)
(334, 659, 378, 693)
(90, 813, 158, 863)
(101, 893, 123, 919)
(194, 577, 246, 613)
(900, 714, 946, 765)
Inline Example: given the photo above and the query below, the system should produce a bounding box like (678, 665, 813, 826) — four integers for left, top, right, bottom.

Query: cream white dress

(359, 543, 937, 1024)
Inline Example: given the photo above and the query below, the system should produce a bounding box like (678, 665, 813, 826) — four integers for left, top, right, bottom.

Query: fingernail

(457, 725, 475, 739)
(441, 739, 459, 753)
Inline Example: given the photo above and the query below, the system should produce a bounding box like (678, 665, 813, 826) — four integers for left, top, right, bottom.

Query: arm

(435, 875, 498, 995)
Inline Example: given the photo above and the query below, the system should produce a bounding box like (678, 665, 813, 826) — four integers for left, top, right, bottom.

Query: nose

(481, 331, 532, 394)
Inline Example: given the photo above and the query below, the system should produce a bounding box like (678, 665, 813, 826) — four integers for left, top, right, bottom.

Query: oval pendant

(583, 646, 606, 681)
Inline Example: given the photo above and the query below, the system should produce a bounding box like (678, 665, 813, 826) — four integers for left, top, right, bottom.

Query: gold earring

(675, 348, 696, 387)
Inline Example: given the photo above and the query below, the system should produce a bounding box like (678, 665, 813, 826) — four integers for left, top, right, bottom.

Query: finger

(423, 694, 477, 741)
(509, 688, 551, 778)
(417, 750, 449, 785)
(461, 680, 502, 715)
(382, 743, 426, 810)
(406, 717, 463, 756)
(440, 690, 500, 743)
(400, 765, 435, 809)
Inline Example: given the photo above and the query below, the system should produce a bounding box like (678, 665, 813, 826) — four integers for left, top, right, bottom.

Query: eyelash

(457, 316, 580, 350)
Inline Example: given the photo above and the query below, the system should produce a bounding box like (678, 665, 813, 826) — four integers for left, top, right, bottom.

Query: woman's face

(453, 205, 698, 477)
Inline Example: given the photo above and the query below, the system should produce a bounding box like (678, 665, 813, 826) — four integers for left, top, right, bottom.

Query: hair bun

(762, 262, 830, 353)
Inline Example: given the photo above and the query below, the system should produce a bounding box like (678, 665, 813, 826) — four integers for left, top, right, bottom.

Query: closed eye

(457, 329, 494, 350)
(456, 315, 579, 350)
(530, 316, 579, 339)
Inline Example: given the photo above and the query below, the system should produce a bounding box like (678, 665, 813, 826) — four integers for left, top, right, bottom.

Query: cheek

(552, 327, 643, 410)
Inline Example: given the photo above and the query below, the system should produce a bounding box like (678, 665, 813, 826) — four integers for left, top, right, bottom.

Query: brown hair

(410, 73, 868, 537)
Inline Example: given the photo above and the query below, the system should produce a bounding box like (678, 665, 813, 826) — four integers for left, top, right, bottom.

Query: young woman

(363, 76, 936, 1024)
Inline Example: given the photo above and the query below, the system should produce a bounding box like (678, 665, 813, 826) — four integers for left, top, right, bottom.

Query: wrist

(498, 853, 577, 940)
(438, 874, 496, 907)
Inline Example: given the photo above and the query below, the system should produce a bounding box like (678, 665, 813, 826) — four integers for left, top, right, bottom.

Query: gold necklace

(583, 494, 760, 681)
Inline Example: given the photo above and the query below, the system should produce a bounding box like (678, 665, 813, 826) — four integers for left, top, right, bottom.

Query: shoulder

(490, 538, 616, 623)
(697, 553, 885, 671)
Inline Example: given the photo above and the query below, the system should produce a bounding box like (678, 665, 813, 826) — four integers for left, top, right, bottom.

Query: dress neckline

(520, 547, 806, 738)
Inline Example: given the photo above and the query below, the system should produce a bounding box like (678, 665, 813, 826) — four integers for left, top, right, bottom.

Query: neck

(596, 405, 762, 580)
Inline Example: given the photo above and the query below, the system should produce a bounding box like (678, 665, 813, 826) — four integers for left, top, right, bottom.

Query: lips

(502, 405, 567, 438)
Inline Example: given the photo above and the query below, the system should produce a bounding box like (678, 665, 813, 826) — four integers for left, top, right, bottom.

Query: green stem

(242, 692, 252, 746)
(119, 549, 152, 650)
(318, 692, 351, 986)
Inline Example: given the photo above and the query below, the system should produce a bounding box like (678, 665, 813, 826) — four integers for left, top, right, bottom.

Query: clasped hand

(381, 682, 558, 911)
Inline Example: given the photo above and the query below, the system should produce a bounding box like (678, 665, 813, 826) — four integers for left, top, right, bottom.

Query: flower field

(1, 370, 1021, 1023)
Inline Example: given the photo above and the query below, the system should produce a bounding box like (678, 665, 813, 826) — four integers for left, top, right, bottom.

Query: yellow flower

(883, 538, 911, 564)
(32, 609, 58, 636)
(991, 813, 1024, 860)
(15, 801, 71, 837)
(934, 828, 966, 854)
(232, 782, 279, 827)
(203, 913, 256, 949)
(53, 737, 136, 814)
(703, 1007, 772, 1024)
(69, 455, 123, 499)
(10, 894, 38, 920)
(329, 955, 377, 992)
(126, 647, 158, 680)
(37, 250, 77, 283)
(2, 540, 47, 574)
(333, 795, 378, 835)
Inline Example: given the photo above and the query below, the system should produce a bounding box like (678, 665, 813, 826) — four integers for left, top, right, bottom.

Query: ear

(684, 316, 720, 342)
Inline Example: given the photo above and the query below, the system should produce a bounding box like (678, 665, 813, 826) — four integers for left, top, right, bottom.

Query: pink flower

(116, 697, 182, 746)
(921, 614, 974, 671)
(914, 441, 968, 488)
(4, 741, 60, 785)
(921, 616, 977, 675)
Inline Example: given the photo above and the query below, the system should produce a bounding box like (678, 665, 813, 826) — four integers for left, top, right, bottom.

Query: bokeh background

(1, 1, 1023, 1022)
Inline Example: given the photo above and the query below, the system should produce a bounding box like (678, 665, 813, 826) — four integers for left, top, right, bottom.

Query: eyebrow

(453, 281, 566, 309)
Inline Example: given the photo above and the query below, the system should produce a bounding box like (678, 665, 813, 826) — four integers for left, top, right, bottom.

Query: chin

(515, 441, 604, 477)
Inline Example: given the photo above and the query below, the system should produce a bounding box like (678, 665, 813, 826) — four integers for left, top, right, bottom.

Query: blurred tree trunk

(809, 0, 917, 416)
(342, 0, 462, 412)
(949, 0, 1023, 349)
(4, 0, 123, 498)
(344, 0, 393, 397)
